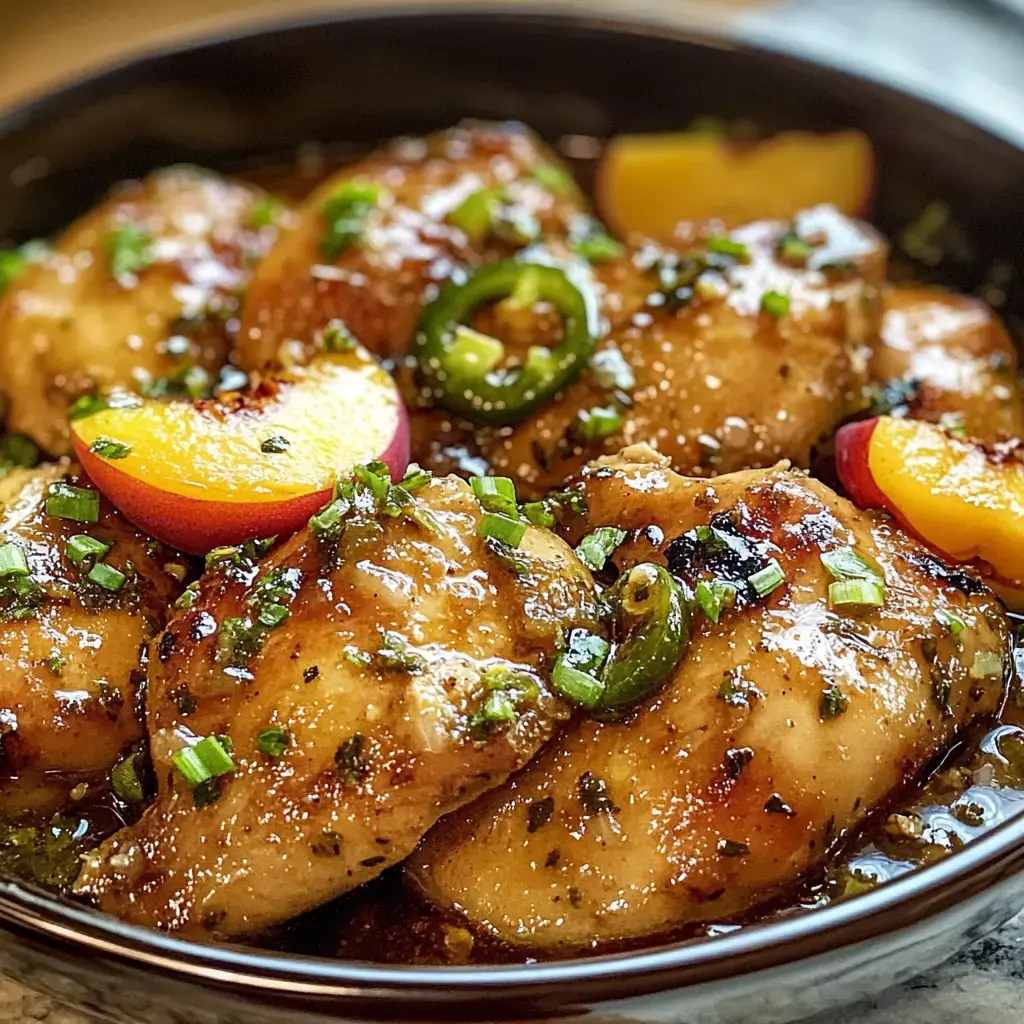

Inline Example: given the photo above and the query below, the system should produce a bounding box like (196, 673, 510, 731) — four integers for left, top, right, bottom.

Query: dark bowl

(2, 8, 1024, 1024)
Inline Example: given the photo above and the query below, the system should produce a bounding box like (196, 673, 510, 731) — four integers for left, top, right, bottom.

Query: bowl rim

(2, 2, 1024, 1003)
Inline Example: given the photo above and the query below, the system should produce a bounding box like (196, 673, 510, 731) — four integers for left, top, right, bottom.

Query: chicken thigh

(75, 470, 599, 939)
(0, 463, 182, 814)
(407, 445, 1010, 951)
(0, 166, 280, 454)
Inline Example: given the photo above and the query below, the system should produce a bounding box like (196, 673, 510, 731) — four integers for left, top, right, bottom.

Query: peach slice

(836, 416, 1024, 601)
(70, 348, 409, 554)
(596, 129, 874, 238)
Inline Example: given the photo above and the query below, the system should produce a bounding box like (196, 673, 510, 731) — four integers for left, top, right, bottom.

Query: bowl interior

(1, 5, 1024, 1006)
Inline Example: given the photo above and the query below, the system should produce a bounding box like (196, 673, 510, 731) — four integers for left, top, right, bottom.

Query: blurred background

(4, 0, 1024, 148)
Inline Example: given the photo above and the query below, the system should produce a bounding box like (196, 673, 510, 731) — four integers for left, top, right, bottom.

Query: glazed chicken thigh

(0, 464, 182, 814)
(407, 446, 1010, 951)
(236, 123, 588, 369)
(0, 166, 280, 454)
(75, 472, 599, 939)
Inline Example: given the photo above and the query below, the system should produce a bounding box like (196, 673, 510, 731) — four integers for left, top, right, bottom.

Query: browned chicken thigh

(0, 166, 280, 455)
(407, 446, 1010, 952)
(872, 285, 1024, 442)
(0, 464, 182, 814)
(236, 123, 587, 369)
(75, 471, 599, 939)
(477, 206, 886, 498)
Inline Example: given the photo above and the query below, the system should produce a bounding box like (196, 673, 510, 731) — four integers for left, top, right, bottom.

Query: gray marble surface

(3, 0, 1024, 1021)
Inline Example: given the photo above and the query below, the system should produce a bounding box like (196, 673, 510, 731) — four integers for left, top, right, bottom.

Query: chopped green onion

(479, 512, 527, 548)
(249, 196, 283, 230)
(820, 685, 849, 719)
(575, 526, 627, 572)
(828, 578, 885, 608)
(551, 657, 604, 709)
(46, 483, 99, 523)
(707, 236, 749, 260)
(532, 163, 575, 192)
(319, 181, 385, 259)
(470, 476, 519, 518)
(257, 726, 290, 757)
(322, 319, 357, 352)
(175, 582, 200, 610)
(748, 559, 785, 598)
(260, 436, 290, 454)
(309, 497, 350, 543)
(820, 547, 884, 583)
(354, 460, 392, 503)
(0, 542, 29, 579)
(67, 395, 109, 421)
(110, 752, 145, 803)
(695, 579, 737, 624)
(173, 735, 235, 788)
(400, 464, 431, 492)
(257, 602, 290, 628)
(88, 437, 131, 460)
(479, 689, 517, 724)
(572, 233, 625, 264)
(106, 222, 153, 280)
(777, 232, 813, 264)
(971, 650, 1003, 679)
(0, 433, 40, 469)
(377, 630, 427, 672)
(571, 405, 623, 443)
(449, 188, 502, 242)
(66, 534, 111, 566)
(760, 290, 790, 318)
(935, 608, 966, 636)
(87, 562, 126, 592)
(522, 500, 555, 529)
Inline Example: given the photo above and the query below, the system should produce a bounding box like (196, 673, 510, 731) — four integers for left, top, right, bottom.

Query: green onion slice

(575, 527, 627, 572)
(87, 562, 126, 592)
(0, 542, 30, 579)
(66, 535, 111, 567)
(46, 483, 100, 523)
(828, 578, 885, 609)
(748, 559, 785, 598)
(479, 512, 527, 548)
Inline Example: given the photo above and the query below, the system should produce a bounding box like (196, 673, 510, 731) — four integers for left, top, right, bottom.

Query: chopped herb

(249, 196, 283, 230)
(777, 232, 813, 264)
(575, 526, 627, 572)
(46, 483, 100, 523)
(0, 543, 29, 579)
(531, 163, 574, 192)
(217, 616, 263, 668)
(695, 579, 737, 624)
(935, 608, 966, 637)
(569, 405, 623, 444)
(105, 222, 153, 280)
(140, 364, 211, 400)
(468, 689, 517, 739)
(706, 236, 748, 260)
(828, 578, 885, 609)
(526, 796, 555, 833)
(322, 319, 357, 352)
(319, 181, 385, 259)
(88, 437, 131, 460)
(820, 547, 884, 583)
(0, 433, 40, 478)
(572, 232, 625, 264)
(87, 562, 126, 592)
(820, 685, 849, 719)
(172, 735, 235, 788)
(257, 602, 290, 628)
(0, 575, 45, 622)
(335, 733, 369, 784)
(479, 512, 527, 548)
(175, 582, 201, 610)
(110, 752, 145, 804)
(66, 534, 112, 567)
(760, 290, 790, 318)
(748, 559, 785, 598)
(717, 839, 750, 858)
(577, 772, 615, 815)
(67, 394, 109, 421)
(470, 476, 519, 519)
(260, 436, 290, 454)
(449, 188, 503, 242)
(521, 500, 555, 529)
(376, 631, 426, 672)
(257, 726, 290, 757)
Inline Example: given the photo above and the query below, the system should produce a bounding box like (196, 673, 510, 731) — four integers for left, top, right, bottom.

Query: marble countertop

(3, 0, 1024, 1021)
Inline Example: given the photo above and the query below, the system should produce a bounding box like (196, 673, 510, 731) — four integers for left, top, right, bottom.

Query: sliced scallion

(575, 526, 627, 572)
(470, 476, 519, 519)
(66, 534, 111, 566)
(760, 290, 790, 318)
(87, 562, 126, 592)
(0, 542, 29, 579)
(257, 726, 290, 757)
(970, 650, 1003, 679)
(828, 578, 885, 608)
(748, 559, 785, 598)
(479, 512, 527, 548)
(935, 608, 966, 637)
(46, 483, 99, 523)
(695, 579, 737, 624)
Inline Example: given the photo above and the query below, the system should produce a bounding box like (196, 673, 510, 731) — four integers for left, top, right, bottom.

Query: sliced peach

(70, 349, 409, 554)
(836, 416, 1024, 596)
(597, 129, 874, 238)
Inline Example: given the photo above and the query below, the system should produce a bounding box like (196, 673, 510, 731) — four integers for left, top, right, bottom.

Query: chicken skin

(407, 446, 1010, 952)
(0, 464, 182, 814)
(475, 206, 886, 498)
(75, 472, 599, 939)
(236, 123, 588, 369)
(872, 285, 1024, 442)
(0, 166, 281, 454)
